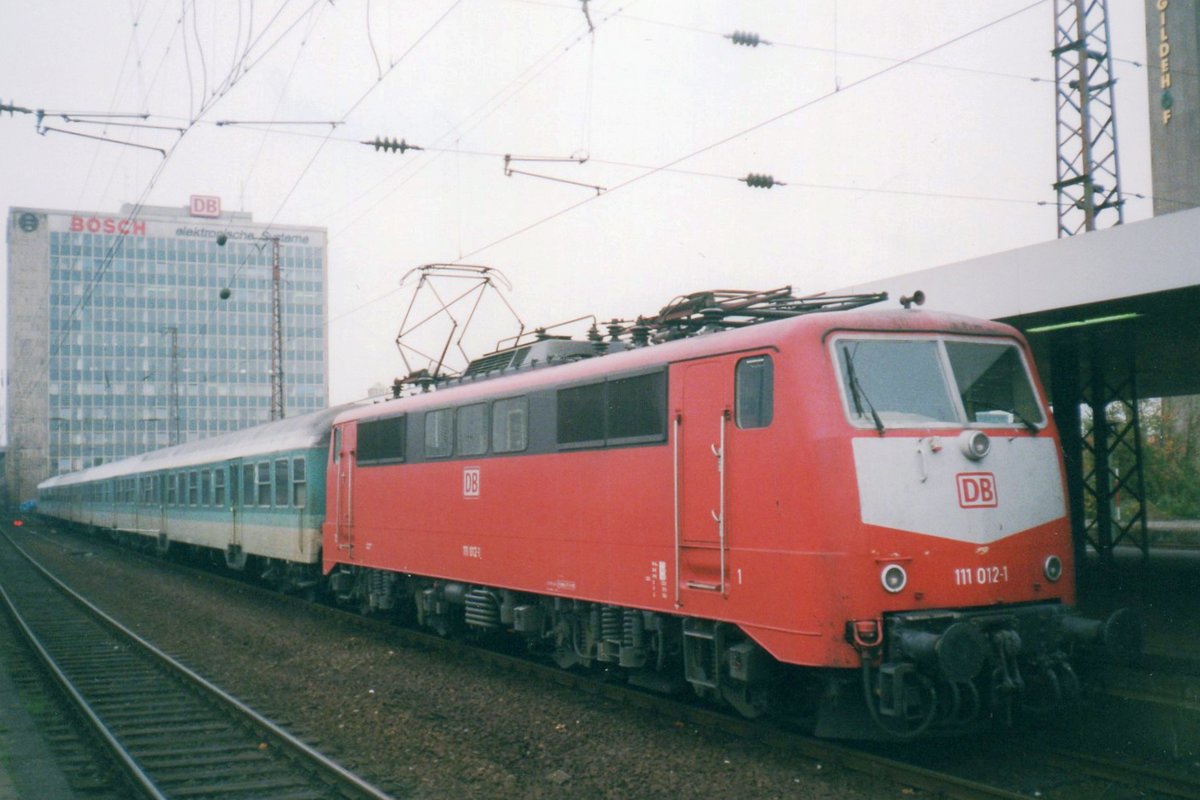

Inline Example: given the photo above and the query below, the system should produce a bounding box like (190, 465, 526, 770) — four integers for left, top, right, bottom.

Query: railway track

(0, 530, 395, 800)
(25, 522, 1200, 799)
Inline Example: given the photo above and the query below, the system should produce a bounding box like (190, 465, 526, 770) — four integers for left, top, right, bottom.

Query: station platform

(1078, 543, 1200, 662)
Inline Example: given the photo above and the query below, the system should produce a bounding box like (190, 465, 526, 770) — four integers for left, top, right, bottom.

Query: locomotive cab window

(833, 336, 1045, 429)
(735, 355, 774, 429)
(945, 341, 1044, 427)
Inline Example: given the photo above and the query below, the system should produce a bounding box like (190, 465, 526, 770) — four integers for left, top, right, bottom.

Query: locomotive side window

(274, 458, 289, 506)
(457, 404, 489, 456)
(945, 341, 1044, 427)
(607, 372, 667, 442)
(425, 409, 454, 458)
(492, 397, 528, 453)
(557, 370, 668, 448)
(735, 355, 774, 429)
(557, 382, 606, 446)
(358, 415, 406, 465)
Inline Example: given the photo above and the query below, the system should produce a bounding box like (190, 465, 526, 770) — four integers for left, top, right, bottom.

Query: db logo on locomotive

(956, 472, 998, 508)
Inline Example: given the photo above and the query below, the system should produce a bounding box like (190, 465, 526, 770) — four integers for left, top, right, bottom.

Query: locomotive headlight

(880, 564, 908, 593)
(958, 430, 991, 460)
(1044, 555, 1063, 582)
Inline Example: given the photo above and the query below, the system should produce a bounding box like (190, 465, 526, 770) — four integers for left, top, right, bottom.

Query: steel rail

(0, 530, 395, 800)
(33, 523, 1200, 800)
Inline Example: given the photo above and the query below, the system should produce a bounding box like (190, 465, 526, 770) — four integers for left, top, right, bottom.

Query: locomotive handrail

(673, 413, 682, 608)
(717, 410, 728, 597)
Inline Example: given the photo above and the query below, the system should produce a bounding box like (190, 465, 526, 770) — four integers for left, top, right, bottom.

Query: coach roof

(39, 403, 358, 490)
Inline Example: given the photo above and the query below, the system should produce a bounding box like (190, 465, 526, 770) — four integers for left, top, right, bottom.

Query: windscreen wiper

(842, 348, 885, 436)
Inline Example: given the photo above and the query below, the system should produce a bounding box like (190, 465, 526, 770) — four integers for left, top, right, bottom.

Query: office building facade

(6, 201, 328, 503)
(1146, 0, 1200, 214)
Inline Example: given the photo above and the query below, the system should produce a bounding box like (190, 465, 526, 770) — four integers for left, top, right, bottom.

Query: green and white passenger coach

(37, 405, 349, 592)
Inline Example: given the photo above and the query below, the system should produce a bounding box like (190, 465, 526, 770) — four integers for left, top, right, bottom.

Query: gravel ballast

(17, 527, 914, 799)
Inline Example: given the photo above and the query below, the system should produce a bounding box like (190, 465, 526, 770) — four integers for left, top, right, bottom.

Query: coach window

(292, 458, 307, 508)
(202, 469, 212, 506)
(214, 469, 226, 508)
(243, 466, 256, 507)
(425, 409, 454, 458)
(457, 403, 488, 456)
(735, 355, 774, 429)
(275, 458, 289, 506)
(256, 461, 272, 506)
(188, 471, 199, 505)
(492, 396, 528, 453)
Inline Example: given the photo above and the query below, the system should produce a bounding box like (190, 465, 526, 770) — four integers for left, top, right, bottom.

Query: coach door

(230, 460, 244, 551)
(332, 424, 354, 553)
(676, 359, 733, 600)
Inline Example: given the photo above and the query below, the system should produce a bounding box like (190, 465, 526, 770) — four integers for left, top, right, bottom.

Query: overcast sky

(0, 1, 1153, 404)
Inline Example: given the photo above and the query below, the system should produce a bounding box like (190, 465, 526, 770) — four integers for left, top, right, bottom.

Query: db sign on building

(189, 195, 221, 218)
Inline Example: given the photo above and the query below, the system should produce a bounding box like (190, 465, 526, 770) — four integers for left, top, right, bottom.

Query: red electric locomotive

(321, 289, 1137, 737)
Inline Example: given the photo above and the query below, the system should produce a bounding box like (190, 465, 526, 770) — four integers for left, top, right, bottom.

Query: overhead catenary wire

(454, 0, 1056, 261)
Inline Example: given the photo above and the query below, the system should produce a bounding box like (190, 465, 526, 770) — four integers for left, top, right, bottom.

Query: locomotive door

(332, 424, 354, 553)
(677, 359, 732, 598)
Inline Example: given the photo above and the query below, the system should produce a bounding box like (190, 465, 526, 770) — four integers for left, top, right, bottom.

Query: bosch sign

(70, 216, 146, 236)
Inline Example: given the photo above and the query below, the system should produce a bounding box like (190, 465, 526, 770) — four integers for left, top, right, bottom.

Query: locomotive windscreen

(834, 336, 1044, 429)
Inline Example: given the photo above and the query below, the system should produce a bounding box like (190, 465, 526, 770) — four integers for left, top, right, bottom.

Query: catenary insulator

(742, 173, 784, 189)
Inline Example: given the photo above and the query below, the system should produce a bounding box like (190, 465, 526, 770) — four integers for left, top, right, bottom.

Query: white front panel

(852, 436, 1065, 544)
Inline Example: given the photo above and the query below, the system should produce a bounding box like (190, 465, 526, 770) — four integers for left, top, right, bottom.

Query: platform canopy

(833, 207, 1200, 398)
